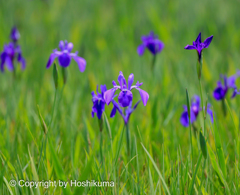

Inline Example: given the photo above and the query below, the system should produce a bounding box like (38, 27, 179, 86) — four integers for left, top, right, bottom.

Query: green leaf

(207, 143, 230, 194)
(199, 130, 207, 159)
(48, 139, 72, 195)
(141, 143, 170, 195)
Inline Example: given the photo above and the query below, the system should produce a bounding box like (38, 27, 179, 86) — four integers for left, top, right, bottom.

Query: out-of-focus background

(1, 0, 240, 194)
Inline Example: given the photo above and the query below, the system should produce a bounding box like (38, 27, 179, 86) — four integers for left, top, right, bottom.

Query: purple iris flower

(213, 71, 240, 100)
(104, 71, 149, 108)
(10, 27, 20, 43)
(184, 32, 213, 61)
(91, 85, 107, 120)
(0, 42, 26, 72)
(110, 99, 141, 125)
(180, 95, 213, 127)
(46, 40, 86, 72)
(137, 31, 164, 56)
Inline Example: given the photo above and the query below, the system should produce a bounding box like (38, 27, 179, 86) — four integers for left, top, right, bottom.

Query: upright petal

(203, 35, 213, 48)
(67, 42, 74, 52)
(227, 76, 236, 88)
(72, 55, 86, 72)
(128, 74, 134, 90)
(195, 32, 202, 44)
(100, 84, 107, 94)
(137, 44, 145, 56)
(136, 88, 149, 106)
(104, 88, 117, 105)
(59, 41, 65, 51)
(118, 71, 126, 89)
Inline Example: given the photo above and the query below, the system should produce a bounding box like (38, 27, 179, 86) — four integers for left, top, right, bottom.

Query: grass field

(1, 0, 240, 194)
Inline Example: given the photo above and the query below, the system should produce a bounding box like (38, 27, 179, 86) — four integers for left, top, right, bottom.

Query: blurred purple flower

(0, 42, 26, 72)
(46, 40, 86, 72)
(180, 95, 213, 127)
(184, 32, 213, 61)
(137, 31, 164, 56)
(10, 27, 20, 43)
(104, 71, 149, 108)
(110, 99, 141, 125)
(91, 85, 107, 120)
(213, 71, 240, 100)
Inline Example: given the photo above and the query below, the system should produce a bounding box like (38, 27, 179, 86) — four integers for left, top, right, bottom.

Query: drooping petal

(206, 105, 214, 123)
(0, 52, 7, 72)
(180, 111, 189, 127)
(110, 106, 117, 118)
(46, 52, 59, 68)
(137, 44, 145, 56)
(231, 88, 240, 98)
(104, 88, 117, 105)
(5, 56, 14, 71)
(213, 86, 225, 100)
(155, 39, 164, 53)
(58, 53, 71, 68)
(72, 55, 86, 72)
(17, 52, 26, 70)
(203, 35, 213, 48)
(184, 45, 196, 50)
(195, 32, 202, 44)
(118, 90, 133, 107)
(132, 100, 141, 110)
(136, 88, 149, 106)
(111, 100, 123, 115)
(128, 74, 134, 90)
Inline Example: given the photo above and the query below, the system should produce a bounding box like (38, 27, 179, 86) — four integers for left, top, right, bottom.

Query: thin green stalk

(126, 123, 130, 156)
(151, 55, 157, 71)
(186, 89, 193, 170)
(48, 89, 58, 130)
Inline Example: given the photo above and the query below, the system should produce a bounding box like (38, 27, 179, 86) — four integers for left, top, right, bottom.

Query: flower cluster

(91, 71, 149, 127)
(180, 95, 213, 127)
(213, 71, 240, 100)
(91, 85, 107, 120)
(104, 71, 149, 107)
(46, 40, 86, 72)
(184, 32, 213, 62)
(0, 27, 26, 72)
(137, 31, 164, 56)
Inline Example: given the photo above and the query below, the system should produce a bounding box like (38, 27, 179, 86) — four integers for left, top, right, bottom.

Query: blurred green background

(1, 0, 240, 194)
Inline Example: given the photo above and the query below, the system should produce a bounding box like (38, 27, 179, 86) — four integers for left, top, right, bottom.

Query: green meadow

(1, 0, 240, 194)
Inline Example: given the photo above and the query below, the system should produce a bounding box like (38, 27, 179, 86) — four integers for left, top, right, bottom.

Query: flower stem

(48, 88, 58, 130)
(221, 99, 227, 117)
(186, 89, 193, 170)
(126, 123, 130, 156)
(151, 55, 157, 71)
